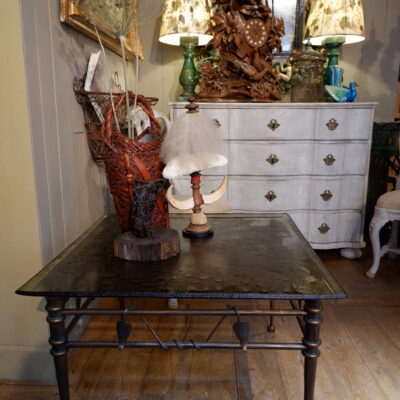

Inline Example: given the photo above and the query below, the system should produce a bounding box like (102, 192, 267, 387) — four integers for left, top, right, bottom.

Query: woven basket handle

(102, 92, 161, 149)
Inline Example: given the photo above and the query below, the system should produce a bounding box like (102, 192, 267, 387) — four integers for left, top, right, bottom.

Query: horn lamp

(161, 98, 228, 239)
(159, 0, 213, 101)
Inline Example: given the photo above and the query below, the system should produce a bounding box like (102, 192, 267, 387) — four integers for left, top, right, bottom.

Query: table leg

(46, 297, 70, 400)
(267, 300, 275, 333)
(302, 300, 322, 400)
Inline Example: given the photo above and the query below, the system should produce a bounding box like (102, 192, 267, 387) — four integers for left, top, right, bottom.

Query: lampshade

(161, 108, 227, 179)
(305, 0, 365, 45)
(159, 0, 213, 46)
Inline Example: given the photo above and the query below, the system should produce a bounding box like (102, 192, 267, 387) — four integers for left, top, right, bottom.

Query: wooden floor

(1, 249, 400, 399)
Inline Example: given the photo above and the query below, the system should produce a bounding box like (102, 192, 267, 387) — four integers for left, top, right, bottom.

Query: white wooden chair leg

(388, 221, 399, 259)
(366, 215, 388, 278)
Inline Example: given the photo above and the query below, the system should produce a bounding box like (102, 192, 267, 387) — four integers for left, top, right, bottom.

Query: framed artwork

(271, 0, 305, 55)
(60, 0, 143, 61)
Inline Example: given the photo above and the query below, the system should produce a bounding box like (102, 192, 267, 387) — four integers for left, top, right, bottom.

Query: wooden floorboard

(336, 305, 400, 399)
(2, 250, 400, 399)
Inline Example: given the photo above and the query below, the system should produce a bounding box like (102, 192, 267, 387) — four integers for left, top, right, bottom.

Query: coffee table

(16, 214, 346, 400)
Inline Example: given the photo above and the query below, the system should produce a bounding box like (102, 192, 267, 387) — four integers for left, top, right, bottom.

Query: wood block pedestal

(114, 228, 180, 262)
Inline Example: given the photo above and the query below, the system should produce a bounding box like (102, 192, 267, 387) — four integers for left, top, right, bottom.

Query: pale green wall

(0, 0, 53, 381)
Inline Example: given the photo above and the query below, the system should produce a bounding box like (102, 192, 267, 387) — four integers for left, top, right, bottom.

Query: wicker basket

(74, 86, 126, 162)
(73, 78, 158, 162)
(103, 92, 169, 232)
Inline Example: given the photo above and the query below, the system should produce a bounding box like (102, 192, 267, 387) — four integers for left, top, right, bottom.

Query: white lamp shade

(159, 0, 213, 46)
(305, 0, 366, 45)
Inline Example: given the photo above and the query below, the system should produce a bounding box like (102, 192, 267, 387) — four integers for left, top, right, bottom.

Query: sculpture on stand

(198, 0, 284, 102)
(114, 178, 180, 262)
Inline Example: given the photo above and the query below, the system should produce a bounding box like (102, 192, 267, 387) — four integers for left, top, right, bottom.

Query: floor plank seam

(365, 307, 400, 350)
(332, 305, 391, 400)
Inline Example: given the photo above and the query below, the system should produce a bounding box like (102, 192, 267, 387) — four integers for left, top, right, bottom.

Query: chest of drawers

(169, 102, 376, 256)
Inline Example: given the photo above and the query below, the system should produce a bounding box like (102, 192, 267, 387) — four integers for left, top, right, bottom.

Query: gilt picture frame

(60, 0, 143, 61)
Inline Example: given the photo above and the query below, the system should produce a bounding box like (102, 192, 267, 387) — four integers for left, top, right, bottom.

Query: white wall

(343, 0, 400, 121)
(0, 0, 51, 382)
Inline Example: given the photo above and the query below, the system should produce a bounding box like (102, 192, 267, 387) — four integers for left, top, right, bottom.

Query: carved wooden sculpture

(198, 0, 284, 102)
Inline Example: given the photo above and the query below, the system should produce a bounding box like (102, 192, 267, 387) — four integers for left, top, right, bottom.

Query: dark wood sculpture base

(114, 228, 180, 262)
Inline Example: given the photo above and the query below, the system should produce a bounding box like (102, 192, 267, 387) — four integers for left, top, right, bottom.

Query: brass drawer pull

(326, 118, 339, 131)
(265, 191, 277, 202)
(323, 154, 336, 166)
(320, 190, 333, 201)
(213, 118, 221, 127)
(266, 154, 279, 165)
(318, 223, 330, 234)
(267, 119, 280, 131)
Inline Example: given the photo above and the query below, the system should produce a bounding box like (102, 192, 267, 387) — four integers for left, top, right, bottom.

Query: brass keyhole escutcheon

(267, 119, 280, 131)
(213, 119, 222, 127)
(323, 154, 336, 166)
(321, 190, 333, 201)
(326, 118, 339, 131)
(266, 154, 279, 165)
(265, 191, 277, 202)
(318, 223, 330, 234)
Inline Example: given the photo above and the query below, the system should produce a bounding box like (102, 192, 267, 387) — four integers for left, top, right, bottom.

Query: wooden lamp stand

(183, 172, 213, 239)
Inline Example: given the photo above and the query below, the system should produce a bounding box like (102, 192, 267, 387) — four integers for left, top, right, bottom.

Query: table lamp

(159, 0, 213, 101)
(161, 99, 228, 238)
(305, 0, 365, 85)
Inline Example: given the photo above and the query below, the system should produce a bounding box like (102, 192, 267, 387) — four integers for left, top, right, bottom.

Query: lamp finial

(185, 97, 200, 114)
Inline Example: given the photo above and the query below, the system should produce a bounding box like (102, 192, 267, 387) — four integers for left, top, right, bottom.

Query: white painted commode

(168, 102, 377, 257)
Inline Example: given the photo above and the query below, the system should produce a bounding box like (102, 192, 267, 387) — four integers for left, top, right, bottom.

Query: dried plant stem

(119, 34, 133, 138)
(134, 30, 139, 109)
(94, 25, 121, 133)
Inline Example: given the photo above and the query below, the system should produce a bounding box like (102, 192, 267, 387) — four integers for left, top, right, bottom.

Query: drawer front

(309, 177, 365, 210)
(314, 142, 369, 175)
(229, 108, 316, 140)
(171, 107, 229, 139)
(287, 212, 363, 245)
(307, 212, 363, 244)
(316, 108, 373, 140)
(228, 176, 365, 212)
(229, 141, 370, 176)
(229, 178, 308, 211)
(229, 142, 314, 175)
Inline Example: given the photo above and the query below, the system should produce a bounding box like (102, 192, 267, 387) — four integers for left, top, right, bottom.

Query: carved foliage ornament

(198, 0, 284, 102)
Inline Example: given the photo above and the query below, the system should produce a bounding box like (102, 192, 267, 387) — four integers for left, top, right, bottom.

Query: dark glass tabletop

(16, 214, 346, 300)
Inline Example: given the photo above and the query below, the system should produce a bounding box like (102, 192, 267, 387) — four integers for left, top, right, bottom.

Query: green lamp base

(178, 36, 200, 101)
(322, 36, 346, 84)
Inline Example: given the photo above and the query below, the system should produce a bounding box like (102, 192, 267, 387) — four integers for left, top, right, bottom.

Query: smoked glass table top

(16, 214, 346, 300)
